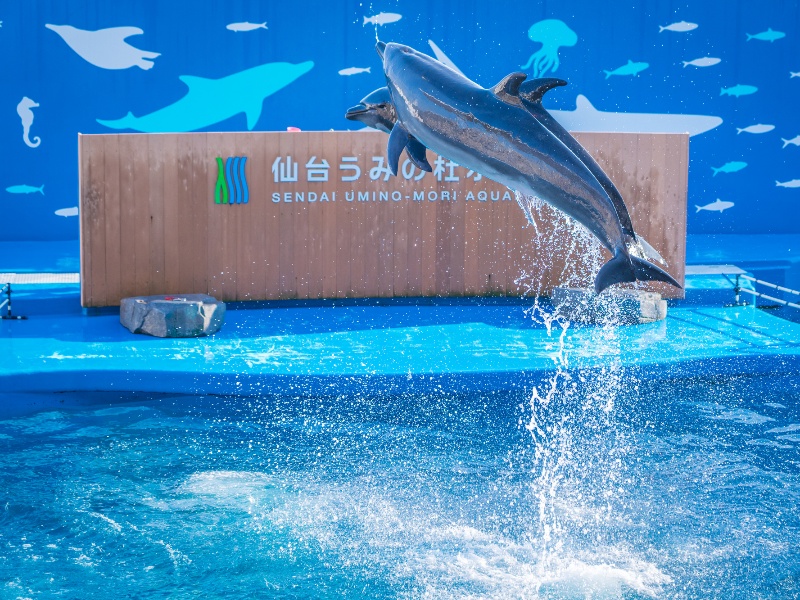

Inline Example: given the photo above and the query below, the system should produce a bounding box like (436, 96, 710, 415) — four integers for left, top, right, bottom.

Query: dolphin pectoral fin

(387, 122, 410, 176)
(245, 104, 263, 130)
(519, 77, 568, 105)
(492, 72, 527, 104)
(406, 137, 432, 171)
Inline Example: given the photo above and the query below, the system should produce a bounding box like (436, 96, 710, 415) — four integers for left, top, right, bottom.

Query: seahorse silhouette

(17, 97, 41, 148)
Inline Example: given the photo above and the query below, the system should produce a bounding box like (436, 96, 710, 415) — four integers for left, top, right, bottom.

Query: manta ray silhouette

(97, 61, 314, 133)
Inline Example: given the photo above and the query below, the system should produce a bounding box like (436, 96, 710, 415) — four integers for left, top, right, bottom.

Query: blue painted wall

(2, 1, 799, 241)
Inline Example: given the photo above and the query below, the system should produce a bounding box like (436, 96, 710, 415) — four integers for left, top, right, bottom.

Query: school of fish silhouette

(346, 41, 681, 295)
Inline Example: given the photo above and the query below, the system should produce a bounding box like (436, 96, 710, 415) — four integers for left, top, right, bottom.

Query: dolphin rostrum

(345, 87, 431, 171)
(376, 42, 680, 293)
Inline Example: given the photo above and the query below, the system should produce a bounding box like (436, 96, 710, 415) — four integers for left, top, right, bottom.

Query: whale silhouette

(550, 95, 722, 137)
(97, 61, 314, 133)
(46, 24, 160, 70)
(377, 42, 680, 293)
(16, 97, 40, 148)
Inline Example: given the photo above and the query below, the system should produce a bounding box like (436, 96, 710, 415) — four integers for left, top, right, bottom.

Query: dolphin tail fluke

(595, 251, 681, 294)
(595, 251, 635, 294)
(631, 256, 682, 289)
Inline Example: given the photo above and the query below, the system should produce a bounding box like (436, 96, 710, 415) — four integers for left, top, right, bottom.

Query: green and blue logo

(214, 156, 249, 204)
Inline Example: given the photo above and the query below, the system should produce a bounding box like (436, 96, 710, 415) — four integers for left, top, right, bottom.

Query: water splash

(511, 191, 659, 595)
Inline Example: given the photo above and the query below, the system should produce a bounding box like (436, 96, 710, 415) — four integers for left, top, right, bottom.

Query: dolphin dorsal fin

(179, 75, 216, 90)
(518, 78, 567, 105)
(492, 72, 527, 104)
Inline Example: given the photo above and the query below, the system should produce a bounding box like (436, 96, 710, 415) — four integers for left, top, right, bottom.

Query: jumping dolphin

(345, 87, 431, 171)
(98, 61, 314, 132)
(345, 83, 661, 264)
(376, 42, 680, 293)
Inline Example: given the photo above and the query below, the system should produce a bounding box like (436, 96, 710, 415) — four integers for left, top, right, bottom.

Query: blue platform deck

(2, 235, 799, 411)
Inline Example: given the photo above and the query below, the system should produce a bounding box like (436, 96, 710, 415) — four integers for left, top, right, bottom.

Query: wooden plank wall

(79, 131, 688, 307)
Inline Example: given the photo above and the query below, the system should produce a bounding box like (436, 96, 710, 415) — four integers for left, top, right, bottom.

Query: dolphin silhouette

(46, 24, 160, 70)
(97, 61, 314, 132)
(377, 42, 680, 294)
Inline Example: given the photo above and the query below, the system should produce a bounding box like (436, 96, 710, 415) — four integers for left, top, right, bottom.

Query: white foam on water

(767, 423, 800, 434)
(177, 470, 284, 515)
(697, 403, 775, 425)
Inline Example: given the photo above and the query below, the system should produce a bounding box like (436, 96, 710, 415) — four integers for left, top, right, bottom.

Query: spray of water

(511, 191, 659, 594)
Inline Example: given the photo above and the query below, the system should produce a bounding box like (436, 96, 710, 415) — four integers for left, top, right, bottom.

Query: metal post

(734, 274, 741, 306)
(1, 283, 27, 320)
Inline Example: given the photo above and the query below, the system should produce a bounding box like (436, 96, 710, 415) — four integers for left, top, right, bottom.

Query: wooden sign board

(78, 131, 687, 307)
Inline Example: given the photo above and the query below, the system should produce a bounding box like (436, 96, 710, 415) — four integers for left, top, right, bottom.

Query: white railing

(734, 274, 800, 310)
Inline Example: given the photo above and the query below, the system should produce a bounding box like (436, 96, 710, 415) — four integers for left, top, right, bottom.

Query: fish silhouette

(791, 72, 800, 78)
(721, 84, 758, 97)
(226, 22, 267, 32)
(712, 161, 747, 176)
(363, 13, 402, 26)
(97, 61, 314, 132)
(603, 60, 649, 79)
(737, 124, 774, 134)
(16, 97, 40, 148)
(776, 179, 800, 188)
(746, 28, 785, 42)
(55, 207, 79, 217)
(6, 184, 44, 194)
(46, 24, 160, 70)
(782, 135, 800, 148)
(696, 199, 734, 212)
(683, 57, 721, 68)
(659, 21, 698, 33)
(338, 67, 371, 76)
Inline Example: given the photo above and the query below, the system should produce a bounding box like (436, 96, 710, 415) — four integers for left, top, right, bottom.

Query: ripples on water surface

(1, 369, 800, 599)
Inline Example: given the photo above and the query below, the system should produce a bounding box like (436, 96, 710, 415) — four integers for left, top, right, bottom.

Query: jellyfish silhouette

(521, 19, 578, 77)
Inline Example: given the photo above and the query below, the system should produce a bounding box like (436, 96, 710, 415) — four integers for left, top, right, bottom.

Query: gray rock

(551, 287, 667, 326)
(120, 294, 225, 337)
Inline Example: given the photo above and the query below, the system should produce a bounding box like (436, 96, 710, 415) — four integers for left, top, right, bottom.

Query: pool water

(2, 369, 799, 599)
